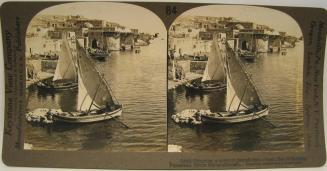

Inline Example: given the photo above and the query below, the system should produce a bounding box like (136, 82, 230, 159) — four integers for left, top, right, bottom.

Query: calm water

(168, 42, 304, 152)
(25, 38, 167, 152)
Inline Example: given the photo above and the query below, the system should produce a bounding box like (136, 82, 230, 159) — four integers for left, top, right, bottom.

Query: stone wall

(106, 36, 120, 51)
(268, 35, 282, 51)
(176, 60, 190, 73)
(41, 60, 57, 73)
(190, 61, 206, 74)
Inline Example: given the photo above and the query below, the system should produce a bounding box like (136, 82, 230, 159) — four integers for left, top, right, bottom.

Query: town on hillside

(26, 15, 159, 84)
(168, 16, 302, 88)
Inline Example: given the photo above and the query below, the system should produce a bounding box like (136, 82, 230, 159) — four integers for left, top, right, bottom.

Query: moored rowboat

(201, 106, 269, 124)
(185, 81, 226, 92)
(53, 106, 122, 123)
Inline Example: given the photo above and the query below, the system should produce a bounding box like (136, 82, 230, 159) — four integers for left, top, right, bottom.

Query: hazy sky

(37, 2, 166, 35)
(180, 5, 302, 37)
(36, 3, 302, 37)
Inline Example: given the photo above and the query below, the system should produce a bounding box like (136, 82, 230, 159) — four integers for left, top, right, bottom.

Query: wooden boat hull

(91, 55, 107, 61)
(239, 51, 256, 61)
(240, 54, 255, 61)
(185, 82, 226, 92)
(52, 107, 122, 123)
(243, 56, 255, 61)
(37, 81, 78, 91)
(201, 107, 269, 124)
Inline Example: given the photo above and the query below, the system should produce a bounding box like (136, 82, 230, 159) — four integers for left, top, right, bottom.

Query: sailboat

(37, 33, 78, 90)
(201, 38, 269, 123)
(52, 38, 122, 123)
(185, 38, 226, 92)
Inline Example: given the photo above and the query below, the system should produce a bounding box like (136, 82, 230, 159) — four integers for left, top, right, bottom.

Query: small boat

(53, 105, 122, 123)
(134, 40, 148, 46)
(281, 48, 287, 55)
(52, 38, 123, 123)
(201, 105, 269, 124)
(239, 50, 256, 61)
(121, 44, 133, 51)
(37, 78, 78, 91)
(37, 32, 78, 91)
(185, 80, 226, 92)
(186, 38, 226, 92)
(134, 46, 141, 53)
(88, 48, 109, 61)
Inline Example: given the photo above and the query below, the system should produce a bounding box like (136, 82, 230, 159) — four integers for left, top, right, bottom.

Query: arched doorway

(92, 39, 98, 49)
(241, 41, 248, 51)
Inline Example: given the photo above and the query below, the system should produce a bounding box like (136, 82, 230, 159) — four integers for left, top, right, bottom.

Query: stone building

(120, 33, 135, 50)
(87, 28, 136, 51)
(268, 32, 282, 52)
(199, 31, 213, 40)
(237, 29, 269, 53)
(88, 28, 105, 49)
(225, 21, 256, 30)
(48, 30, 62, 39)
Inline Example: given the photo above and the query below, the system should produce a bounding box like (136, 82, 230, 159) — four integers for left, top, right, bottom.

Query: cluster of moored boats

(172, 35, 269, 125)
(28, 32, 123, 124)
(88, 48, 110, 61)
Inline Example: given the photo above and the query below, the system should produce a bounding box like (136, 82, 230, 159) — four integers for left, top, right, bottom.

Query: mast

(236, 82, 249, 112)
(87, 83, 101, 114)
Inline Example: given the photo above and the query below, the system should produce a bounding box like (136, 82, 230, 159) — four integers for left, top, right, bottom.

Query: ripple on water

(168, 44, 304, 152)
(25, 40, 167, 152)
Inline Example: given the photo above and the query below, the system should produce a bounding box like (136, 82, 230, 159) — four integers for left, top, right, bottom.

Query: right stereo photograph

(167, 5, 304, 153)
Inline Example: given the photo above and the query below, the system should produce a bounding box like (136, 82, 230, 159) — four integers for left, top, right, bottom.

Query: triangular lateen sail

(226, 75, 247, 111)
(53, 34, 77, 81)
(201, 39, 225, 82)
(76, 40, 116, 112)
(219, 39, 262, 111)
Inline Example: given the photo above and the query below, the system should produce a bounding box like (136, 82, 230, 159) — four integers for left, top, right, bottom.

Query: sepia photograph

(168, 5, 304, 152)
(24, 2, 167, 152)
(1, 0, 326, 169)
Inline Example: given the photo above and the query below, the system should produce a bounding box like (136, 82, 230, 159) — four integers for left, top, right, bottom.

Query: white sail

(225, 75, 247, 111)
(201, 41, 225, 82)
(201, 64, 210, 82)
(53, 37, 77, 81)
(77, 72, 100, 111)
(76, 40, 117, 112)
(222, 39, 262, 112)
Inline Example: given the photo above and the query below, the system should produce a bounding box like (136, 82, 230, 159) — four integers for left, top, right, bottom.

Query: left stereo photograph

(24, 2, 167, 152)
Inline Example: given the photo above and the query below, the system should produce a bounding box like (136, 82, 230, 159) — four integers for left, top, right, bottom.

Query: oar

(253, 109, 278, 128)
(112, 117, 130, 129)
(259, 116, 277, 128)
